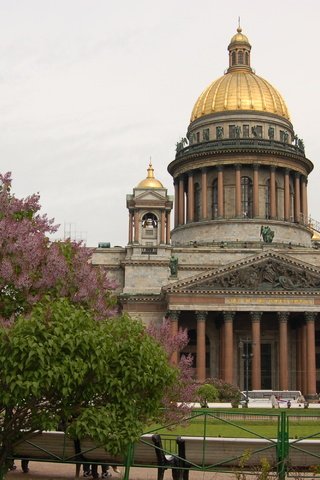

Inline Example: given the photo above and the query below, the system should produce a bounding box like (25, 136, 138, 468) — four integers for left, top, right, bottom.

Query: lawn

(149, 408, 320, 439)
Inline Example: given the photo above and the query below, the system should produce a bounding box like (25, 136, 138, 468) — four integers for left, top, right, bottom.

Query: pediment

(165, 251, 320, 294)
(134, 190, 166, 202)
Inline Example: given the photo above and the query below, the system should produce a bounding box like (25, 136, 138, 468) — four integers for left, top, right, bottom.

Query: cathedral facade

(93, 28, 320, 399)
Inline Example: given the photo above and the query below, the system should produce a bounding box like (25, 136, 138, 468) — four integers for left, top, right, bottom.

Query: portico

(166, 251, 320, 397)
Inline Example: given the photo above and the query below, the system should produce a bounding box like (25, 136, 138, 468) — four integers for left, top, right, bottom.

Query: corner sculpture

(169, 255, 178, 276)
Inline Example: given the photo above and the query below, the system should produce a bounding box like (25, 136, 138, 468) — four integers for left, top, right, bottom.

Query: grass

(149, 408, 320, 440)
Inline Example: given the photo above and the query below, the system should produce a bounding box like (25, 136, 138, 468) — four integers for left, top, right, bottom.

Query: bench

(11, 431, 178, 480)
(175, 436, 320, 480)
(176, 436, 278, 480)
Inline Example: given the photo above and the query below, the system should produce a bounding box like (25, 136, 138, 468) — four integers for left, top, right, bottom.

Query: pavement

(7, 461, 237, 480)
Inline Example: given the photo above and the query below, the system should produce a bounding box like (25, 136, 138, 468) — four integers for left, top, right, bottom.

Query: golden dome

(191, 72, 290, 121)
(229, 26, 250, 46)
(136, 161, 164, 189)
(191, 27, 290, 122)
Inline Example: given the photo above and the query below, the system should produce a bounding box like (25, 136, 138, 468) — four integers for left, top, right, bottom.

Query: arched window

(141, 212, 158, 228)
(290, 184, 294, 221)
(238, 50, 244, 64)
(232, 51, 236, 66)
(212, 179, 218, 219)
(265, 178, 278, 219)
(265, 179, 271, 219)
(194, 183, 201, 221)
(245, 51, 249, 65)
(241, 176, 253, 218)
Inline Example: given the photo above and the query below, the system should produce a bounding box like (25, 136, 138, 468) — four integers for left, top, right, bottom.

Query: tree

(196, 383, 219, 407)
(0, 172, 115, 323)
(0, 298, 177, 477)
(147, 319, 196, 421)
(203, 378, 241, 405)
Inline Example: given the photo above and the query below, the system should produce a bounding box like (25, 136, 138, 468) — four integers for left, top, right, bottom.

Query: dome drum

(187, 110, 294, 147)
(171, 220, 312, 247)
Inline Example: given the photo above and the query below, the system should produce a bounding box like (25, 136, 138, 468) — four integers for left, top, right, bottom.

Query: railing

(175, 138, 306, 160)
(308, 216, 320, 235)
(10, 410, 320, 480)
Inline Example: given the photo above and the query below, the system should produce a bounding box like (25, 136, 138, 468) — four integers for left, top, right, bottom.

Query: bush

(197, 383, 219, 406)
(201, 378, 241, 404)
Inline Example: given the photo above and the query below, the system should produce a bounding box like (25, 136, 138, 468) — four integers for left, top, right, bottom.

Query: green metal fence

(10, 409, 320, 479)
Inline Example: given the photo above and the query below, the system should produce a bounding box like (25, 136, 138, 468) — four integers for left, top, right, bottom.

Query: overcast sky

(0, 0, 319, 247)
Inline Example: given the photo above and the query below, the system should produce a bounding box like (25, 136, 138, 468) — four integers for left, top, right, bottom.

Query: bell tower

(126, 161, 173, 251)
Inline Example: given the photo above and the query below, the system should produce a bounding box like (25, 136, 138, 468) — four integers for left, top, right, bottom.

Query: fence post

(123, 442, 134, 480)
(277, 411, 289, 480)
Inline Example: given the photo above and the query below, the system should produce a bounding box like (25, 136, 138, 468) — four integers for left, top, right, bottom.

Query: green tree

(0, 298, 177, 478)
(197, 383, 219, 407)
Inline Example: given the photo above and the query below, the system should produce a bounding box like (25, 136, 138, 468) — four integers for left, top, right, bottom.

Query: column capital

(305, 312, 317, 322)
(223, 311, 235, 322)
(188, 171, 194, 178)
(270, 165, 276, 172)
(196, 311, 208, 321)
(201, 167, 208, 174)
(284, 168, 291, 175)
(250, 311, 262, 322)
(235, 163, 242, 170)
(253, 163, 260, 171)
(217, 165, 224, 172)
(168, 310, 180, 321)
(278, 312, 290, 322)
(294, 171, 301, 179)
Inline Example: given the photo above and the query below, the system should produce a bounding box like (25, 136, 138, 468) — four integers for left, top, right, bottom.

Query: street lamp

(240, 338, 253, 408)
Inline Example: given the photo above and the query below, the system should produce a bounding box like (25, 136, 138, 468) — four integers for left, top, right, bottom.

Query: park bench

(175, 436, 278, 479)
(175, 436, 320, 480)
(11, 430, 320, 479)
(11, 431, 178, 480)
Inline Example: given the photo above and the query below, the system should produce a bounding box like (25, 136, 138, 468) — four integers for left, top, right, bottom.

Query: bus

(241, 390, 305, 407)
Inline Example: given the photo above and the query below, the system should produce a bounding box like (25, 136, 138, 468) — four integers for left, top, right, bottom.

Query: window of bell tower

(142, 213, 158, 228)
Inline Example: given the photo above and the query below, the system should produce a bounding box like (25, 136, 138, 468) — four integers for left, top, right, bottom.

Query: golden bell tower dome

(136, 161, 164, 189)
(191, 26, 290, 122)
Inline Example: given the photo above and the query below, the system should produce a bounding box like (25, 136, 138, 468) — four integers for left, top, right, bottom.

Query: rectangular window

(229, 125, 236, 138)
(243, 125, 249, 138)
(196, 132, 200, 143)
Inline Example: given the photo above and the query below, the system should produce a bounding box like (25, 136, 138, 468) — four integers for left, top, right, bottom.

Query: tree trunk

(0, 446, 10, 480)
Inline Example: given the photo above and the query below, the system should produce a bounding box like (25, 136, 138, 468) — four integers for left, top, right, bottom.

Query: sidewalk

(7, 462, 237, 480)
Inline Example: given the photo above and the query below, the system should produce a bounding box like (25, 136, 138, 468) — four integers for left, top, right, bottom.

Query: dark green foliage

(197, 383, 219, 405)
(0, 298, 177, 473)
(201, 378, 241, 403)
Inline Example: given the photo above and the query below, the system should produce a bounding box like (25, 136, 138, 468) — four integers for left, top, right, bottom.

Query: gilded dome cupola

(227, 26, 252, 73)
(137, 161, 164, 189)
(190, 26, 290, 122)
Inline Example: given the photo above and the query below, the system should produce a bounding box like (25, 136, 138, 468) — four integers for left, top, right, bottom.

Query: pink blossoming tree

(0, 172, 116, 323)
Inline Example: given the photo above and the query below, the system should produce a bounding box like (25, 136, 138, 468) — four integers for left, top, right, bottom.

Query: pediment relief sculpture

(184, 259, 320, 292)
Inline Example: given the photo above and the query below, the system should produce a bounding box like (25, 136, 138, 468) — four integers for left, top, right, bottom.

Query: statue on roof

(260, 225, 274, 243)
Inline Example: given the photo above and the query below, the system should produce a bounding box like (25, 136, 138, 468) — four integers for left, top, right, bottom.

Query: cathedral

(92, 27, 320, 399)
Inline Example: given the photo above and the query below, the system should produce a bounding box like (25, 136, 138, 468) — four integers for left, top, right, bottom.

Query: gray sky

(0, 0, 319, 247)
